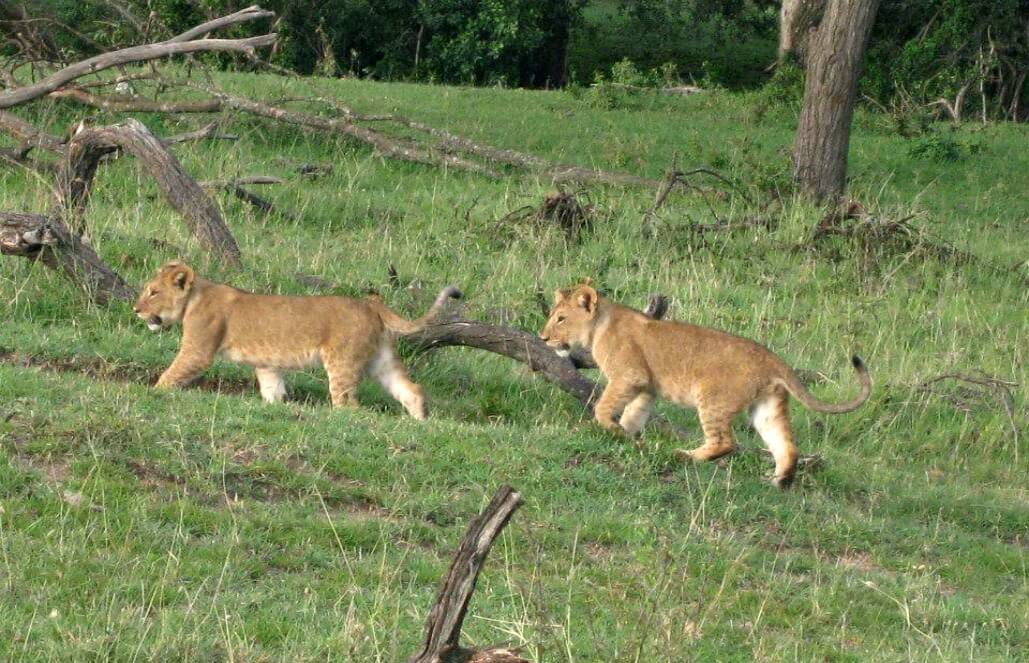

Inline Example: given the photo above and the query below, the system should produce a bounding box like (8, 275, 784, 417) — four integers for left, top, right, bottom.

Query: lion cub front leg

(156, 347, 214, 389)
(594, 380, 644, 437)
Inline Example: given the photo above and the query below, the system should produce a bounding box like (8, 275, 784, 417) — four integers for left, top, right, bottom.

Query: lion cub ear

(576, 285, 597, 313)
(168, 264, 195, 290)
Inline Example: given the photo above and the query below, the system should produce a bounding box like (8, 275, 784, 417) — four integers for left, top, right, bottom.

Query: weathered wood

(408, 320, 600, 408)
(0, 212, 134, 302)
(0, 34, 275, 109)
(792, 0, 880, 202)
(409, 485, 527, 663)
(54, 118, 241, 264)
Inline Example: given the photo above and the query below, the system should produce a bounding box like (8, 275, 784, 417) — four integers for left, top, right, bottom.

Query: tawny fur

(539, 282, 871, 488)
(134, 261, 461, 419)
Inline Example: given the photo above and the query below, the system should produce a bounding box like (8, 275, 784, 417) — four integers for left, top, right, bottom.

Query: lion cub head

(540, 281, 599, 356)
(134, 261, 196, 331)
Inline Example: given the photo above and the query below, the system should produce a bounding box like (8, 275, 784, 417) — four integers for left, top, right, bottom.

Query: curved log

(54, 118, 241, 264)
(408, 320, 600, 408)
(0, 35, 276, 109)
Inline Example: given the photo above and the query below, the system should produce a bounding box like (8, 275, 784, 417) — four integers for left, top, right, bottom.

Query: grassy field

(1, 71, 1027, 660)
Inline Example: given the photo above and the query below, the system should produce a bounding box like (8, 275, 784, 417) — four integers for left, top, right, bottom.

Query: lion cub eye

(148, 290, 159, 298)
(556, 315, 566, 323)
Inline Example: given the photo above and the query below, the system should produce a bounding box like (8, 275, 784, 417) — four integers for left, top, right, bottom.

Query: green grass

(1, 70, 1027, 660)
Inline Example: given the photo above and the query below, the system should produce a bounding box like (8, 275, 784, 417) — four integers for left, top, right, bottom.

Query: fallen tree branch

(0, 211, 134, 302)
(54, 118, 241, 264)
(160, 122, 239, 146)
(163, 4, 275, 43)
(201, 87, 503, 178)
(200, 176, 293, 220)
(0, 109, 64, 151)
(0, 34, 276, 109)
(410, 485, 528, 663)
(199, 175, 284, 187)
(50, 87, 223, 114)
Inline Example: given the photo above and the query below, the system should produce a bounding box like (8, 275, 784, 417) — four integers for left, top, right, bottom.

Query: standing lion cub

(540, 281, 871, 488)
(135, 261, 461, 419)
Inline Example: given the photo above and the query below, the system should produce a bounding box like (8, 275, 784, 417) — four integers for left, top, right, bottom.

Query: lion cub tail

(780, 355, 872, 414)
(371, 285, 462, 335)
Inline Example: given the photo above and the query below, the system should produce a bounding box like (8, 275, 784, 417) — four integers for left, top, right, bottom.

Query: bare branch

(54, 118, 241, 264)
(164, 5, 275, 43)
(50, 87, 222, 113)
(200, 87, 503, 177)
(0, 36, 276, 109)
(410, 485, 525, 663)
(0, 109, 63, 151)
(161, 122, 238, 146)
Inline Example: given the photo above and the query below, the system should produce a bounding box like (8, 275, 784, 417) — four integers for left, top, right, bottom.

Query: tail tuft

(440, 285, 463, 301)
(851, 355, 865, 370)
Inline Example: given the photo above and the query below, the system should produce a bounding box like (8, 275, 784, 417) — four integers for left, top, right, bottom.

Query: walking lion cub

(540, 281, 871, 487)
(135, 261, 460, 418)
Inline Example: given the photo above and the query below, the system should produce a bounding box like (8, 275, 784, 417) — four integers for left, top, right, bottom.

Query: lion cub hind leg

(751, 388, 799, 489)
(369, 345, 427, 420)
(255, 367, 286, 404)
(320, 343, 371, 409)
(677, 404, 737, 463)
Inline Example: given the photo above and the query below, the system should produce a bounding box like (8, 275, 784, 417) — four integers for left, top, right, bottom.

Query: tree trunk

(778, 0, 826, 65)
(792, 0, 880, 203)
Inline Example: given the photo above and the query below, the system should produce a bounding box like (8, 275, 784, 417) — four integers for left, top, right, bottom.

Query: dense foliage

(7, 0, 1028, 118)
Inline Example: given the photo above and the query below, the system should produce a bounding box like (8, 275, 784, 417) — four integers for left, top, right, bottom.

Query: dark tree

(792, 0, 880, 203)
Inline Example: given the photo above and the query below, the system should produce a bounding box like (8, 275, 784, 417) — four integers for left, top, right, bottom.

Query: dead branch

(50, 87, 223, 113)
(199, 175, 284, 187)
(918, 372, 1021, 445)
(200, 176, 293, 220)
(200, 87, 503, 178)
(0, 34, 276, 109)
(409, 319, 600, 408)
(410, 485, 528, 663)
(163, 5, 275, 43)
(160, 122, 239, 146)
(0, 109, 63, 151)
(0, 212, 134, 302)
(54, 118, 241, 264)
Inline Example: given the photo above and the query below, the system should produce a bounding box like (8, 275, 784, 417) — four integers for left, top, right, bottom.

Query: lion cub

(134, 261, 461, 419)
(540, 281, 871, 487)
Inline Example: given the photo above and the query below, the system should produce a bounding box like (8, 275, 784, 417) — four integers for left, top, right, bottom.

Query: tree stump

(409, 485, 528, 663)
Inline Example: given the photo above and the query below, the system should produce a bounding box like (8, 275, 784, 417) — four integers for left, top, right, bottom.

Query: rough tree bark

(778, 0, 827, 65)
(792, 0, 880, 203)
(54, 119, 241, 264)
(410, 485, 528, 663)
(0, 212, 135, 302)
